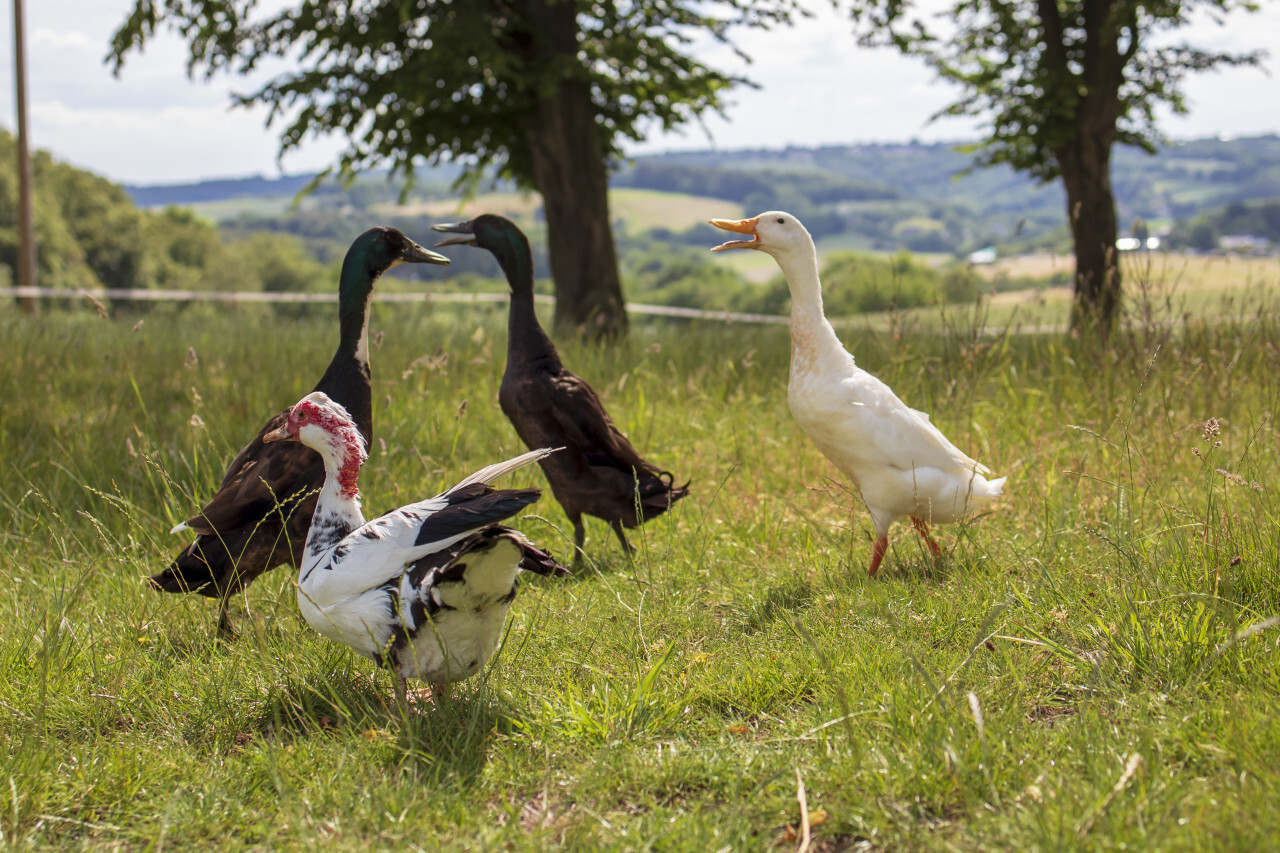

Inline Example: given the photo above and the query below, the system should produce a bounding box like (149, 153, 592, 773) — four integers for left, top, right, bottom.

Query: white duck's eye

(776, 217, 785, 224)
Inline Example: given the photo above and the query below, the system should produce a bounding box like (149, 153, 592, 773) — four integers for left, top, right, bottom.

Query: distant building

(1218, 235, 1271, 255)
(967, 246, 998, 265)
(1116, 237, 1161, 251)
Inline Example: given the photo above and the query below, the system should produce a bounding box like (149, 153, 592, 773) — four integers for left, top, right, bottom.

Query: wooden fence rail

(0, 286, 791, 325)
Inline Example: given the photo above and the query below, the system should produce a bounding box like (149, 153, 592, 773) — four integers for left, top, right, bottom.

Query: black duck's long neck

(314, 253, 376, 439)
(496, 232, 561, 370)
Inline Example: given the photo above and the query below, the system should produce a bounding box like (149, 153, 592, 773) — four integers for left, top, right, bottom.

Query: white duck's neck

(300, 433, 367, 575)
(774, 245, 853, 374)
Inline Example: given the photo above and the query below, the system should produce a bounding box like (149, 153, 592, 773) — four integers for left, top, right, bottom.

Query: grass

(875, 252, 1280, 334)
(1, 287, 1279, 850)
(608, 189, 742, 234)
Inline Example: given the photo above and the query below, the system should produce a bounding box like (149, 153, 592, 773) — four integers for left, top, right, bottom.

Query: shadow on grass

(880, 552, 960, 584)
(395, 692, 509, 781)
(737, 577, 815, 634)
(252, 671, 506, 782)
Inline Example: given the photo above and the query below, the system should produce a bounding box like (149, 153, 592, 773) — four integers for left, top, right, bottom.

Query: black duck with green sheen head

(433, 214, 689, 564)
(151, 226, 450, 636)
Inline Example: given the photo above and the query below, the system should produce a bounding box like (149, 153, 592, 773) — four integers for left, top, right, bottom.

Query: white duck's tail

(447, 447, 562, 494)
(972, 474, 1007, 501)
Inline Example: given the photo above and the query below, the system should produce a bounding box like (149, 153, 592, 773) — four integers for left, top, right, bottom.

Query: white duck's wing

(300, 449, 556, 606)
(835, 372, 988, 475)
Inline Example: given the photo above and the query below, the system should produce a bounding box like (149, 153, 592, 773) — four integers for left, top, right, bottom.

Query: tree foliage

(843, 0, 1267, 336)
(849, 0, 1264, 178)
(107, 0, 801, 337)
(109, 1, 793, 189)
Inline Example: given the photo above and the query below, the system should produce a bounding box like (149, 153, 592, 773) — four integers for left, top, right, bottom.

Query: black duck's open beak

(709, 216, 762, 251)
(400, 237, 452, 266)
(432, 220, 478, 248)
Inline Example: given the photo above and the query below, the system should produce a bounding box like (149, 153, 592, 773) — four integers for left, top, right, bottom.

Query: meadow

(1, 282, 1278, 850)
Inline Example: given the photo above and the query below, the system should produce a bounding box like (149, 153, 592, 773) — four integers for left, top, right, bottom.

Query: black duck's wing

(181, 410, 323, 535)
(544, 372, 664, 477)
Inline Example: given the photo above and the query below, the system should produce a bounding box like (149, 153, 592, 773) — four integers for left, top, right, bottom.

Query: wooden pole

(14, 0, 38, 313)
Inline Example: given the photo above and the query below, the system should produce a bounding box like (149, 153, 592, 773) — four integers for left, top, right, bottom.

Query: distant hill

(125, 162, 466, 209)
(124, 135, 1280, 257)
(126, 173, 321, 207)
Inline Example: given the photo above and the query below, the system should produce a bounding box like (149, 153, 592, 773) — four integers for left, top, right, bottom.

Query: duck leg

(867, 536, 890, 577)
(609, 520, 636, 556)
(910, 516, 943, 557)
(216, 598, 237, 640)
(395, 676, 408, 711)
(571, 515, 586, 567)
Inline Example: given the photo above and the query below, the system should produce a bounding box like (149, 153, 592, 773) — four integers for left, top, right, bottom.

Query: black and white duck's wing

(302, 449, 558, 605)
(385, 527, 568, 682)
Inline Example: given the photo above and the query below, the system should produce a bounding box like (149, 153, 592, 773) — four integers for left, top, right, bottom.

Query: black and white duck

(433, 214, 689, 565)
(152, 227, 450, 636)
(262, 391, 568, 705)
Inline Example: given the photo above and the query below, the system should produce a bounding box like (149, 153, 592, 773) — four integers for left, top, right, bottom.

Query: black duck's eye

(776, 217, 785, 224)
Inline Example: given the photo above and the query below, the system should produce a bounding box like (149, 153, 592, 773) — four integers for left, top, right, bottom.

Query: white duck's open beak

(709, 216, 762, 251)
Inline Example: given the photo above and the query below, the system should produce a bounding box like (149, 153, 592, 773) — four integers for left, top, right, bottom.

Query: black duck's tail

(636, 470, 691, 522)
(148, 540, 223, 598)
(148, 526, 291, 600)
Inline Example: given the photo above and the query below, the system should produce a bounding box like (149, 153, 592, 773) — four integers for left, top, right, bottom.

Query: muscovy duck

(263, 391, 568, 705)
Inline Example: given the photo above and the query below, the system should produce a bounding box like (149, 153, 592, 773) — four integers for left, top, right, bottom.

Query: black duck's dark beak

(432, 220, 478, 248)
(400, 237, 452, 266)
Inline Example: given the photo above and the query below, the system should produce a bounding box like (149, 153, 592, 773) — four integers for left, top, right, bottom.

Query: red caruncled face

(289, 399, 365, 499)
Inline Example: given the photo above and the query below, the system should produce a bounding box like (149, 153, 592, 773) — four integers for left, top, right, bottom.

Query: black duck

(433, 214, 689, 564)
(151, 226, 450, 635)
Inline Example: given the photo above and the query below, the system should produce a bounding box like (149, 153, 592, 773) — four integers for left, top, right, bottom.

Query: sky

(1, 1, 1278, 187)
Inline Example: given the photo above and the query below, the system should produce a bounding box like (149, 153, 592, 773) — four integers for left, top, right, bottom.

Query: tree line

(0, 129, 331, 300)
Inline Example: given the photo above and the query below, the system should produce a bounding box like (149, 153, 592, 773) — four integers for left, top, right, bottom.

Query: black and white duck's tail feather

(446, 447, 562, 494)
(514, 534, 571, 577)
(411, 487, 544, 547)
(402, 527, 568, 626)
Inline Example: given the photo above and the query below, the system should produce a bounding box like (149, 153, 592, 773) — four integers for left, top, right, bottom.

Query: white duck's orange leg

(868, 536, 890, 576)
(911, 516, 942, 557)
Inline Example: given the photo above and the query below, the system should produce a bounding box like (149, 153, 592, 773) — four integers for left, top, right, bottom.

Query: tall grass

(1, 288, 1278, 850)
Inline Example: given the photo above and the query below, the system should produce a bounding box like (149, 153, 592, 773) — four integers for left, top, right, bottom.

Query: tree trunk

(519, 0, 628, 340)
(1058, 130, 1121, 339)
(13, 0, 38, 314)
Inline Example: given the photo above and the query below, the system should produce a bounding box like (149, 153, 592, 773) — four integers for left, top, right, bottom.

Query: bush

(733, 251, 949, 316)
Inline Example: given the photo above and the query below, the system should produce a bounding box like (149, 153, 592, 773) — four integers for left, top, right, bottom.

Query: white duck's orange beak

(709, 216, 761, 251)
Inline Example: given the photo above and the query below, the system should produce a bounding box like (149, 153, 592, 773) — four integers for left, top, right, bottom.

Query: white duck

(710, 211, 1006, 576)
(262, 391, 567, 705)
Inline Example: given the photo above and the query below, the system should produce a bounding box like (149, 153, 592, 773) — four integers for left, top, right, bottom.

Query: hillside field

(1, 297, 1278, 850)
